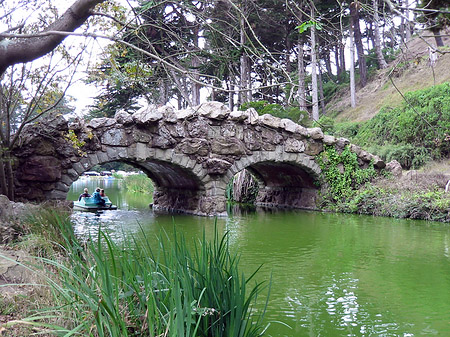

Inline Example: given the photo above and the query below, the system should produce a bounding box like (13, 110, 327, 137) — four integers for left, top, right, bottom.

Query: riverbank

(320, 164, 450, 222)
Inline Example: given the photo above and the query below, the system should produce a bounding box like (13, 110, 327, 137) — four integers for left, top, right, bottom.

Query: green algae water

(68, 178, 450, 336)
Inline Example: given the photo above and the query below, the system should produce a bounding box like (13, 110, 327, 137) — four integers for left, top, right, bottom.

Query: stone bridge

(11, 102, 385, 216)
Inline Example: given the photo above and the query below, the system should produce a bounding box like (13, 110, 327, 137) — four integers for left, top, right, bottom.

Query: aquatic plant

(18, 217, 269, 336)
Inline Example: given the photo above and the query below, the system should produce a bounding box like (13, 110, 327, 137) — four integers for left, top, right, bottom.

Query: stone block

(259, 114, 281, 129)
(97, 151, 109, 164)
(106, 147, 119, 160)
(323, 135, 337, 145)
(197, 101, 230, 120)
(285, 138, 305, 153)
(55, 182, 70, 192)
(102, 128, 131, 146)
(66, 168, 79, 180)
(308, 127, 324, 140)
(135, 143, 149, 161)
(61, 174, 73, 186)
(280, 118, 298, 133)
(88, 153, 99, 167)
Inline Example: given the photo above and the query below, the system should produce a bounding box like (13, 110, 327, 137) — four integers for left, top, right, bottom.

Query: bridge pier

(256, 186, 318, 210)
(152, 180, 228, 216)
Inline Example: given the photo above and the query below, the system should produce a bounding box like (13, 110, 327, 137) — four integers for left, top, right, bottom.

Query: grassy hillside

(327, 32, 450, 123)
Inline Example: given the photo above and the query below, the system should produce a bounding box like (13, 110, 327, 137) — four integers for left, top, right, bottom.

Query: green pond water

(68, 177, 450, 337)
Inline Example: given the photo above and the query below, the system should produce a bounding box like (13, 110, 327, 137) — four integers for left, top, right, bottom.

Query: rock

(259, 114, 281, 129)
(197, 101, 230, 120)
(0, 195, 12, 222)
(177, 107, 197, 120)
(323, 135, 337, 145)
(229, 110, 248, 122)
(68, 117, 85, 131)
(285, 138, 305, 153)
(386, 160, 402, 177)
(372, 155, 386, 169)
(305, 141, 323, 156)
(87, 117, 116, 129)
(336, 137, 350, 148)
(243, 129, 262, 150)
(115, 110, 133, 125)
(308, 127, 324, 140)
(177, 138, 209, 156)
(280, 119, 298, 133)
(203, 158, 232, 175)
(17, 156, 61, 182)
(132, 104, 163, 124)
(159, 105, 177, 123)
(247, 108, 259, 125)
(186, 118, 208, 138)
(101, 128, 131, 146)
(211, 137, 246, 155)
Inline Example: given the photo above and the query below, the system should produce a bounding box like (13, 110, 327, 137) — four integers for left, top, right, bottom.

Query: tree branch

(0, 0, 106, 76)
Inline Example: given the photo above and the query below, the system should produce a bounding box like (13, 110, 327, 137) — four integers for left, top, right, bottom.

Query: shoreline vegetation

(0, 208, 269, 336)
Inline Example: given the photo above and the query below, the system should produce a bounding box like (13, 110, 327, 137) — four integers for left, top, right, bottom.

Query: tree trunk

(350, 1, 368, 87)
(404, 0, 412, 41)
(239, 9, 251, 106)
(310, 6, 319, 121)
(5, 155, 14, 200)
(297, 40, 308, 113)
(0, 158, 8, 197)
(324, 51, 333, 77)
(373, 0, 388, 69)
(335, 45, 342, 79)
(432, 29, 445, 47)
(339, 43, 346, 77)
(349, 24, 357, 108)
(318, 66, 325, 115)
(191, 24, 201, 106)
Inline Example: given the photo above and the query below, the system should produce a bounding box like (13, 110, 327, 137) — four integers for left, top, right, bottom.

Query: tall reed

(32, 217, 269, 336)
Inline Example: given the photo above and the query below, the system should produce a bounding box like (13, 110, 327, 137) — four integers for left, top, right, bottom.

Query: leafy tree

(417, 0, 450, 47)
(0, 0, 106, 199)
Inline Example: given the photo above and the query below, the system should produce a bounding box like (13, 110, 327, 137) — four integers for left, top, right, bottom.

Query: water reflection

(67, 178, 450, 337)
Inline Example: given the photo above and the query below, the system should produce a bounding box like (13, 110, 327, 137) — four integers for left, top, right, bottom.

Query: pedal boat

(73, 196, 117, 210)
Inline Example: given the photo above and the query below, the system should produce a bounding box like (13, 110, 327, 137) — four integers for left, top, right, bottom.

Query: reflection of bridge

(12, 102, 385, 216)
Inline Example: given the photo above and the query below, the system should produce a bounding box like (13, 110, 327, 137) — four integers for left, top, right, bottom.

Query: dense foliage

(323, 82, 450, 169)
(122, 174, 154, 194)
(317, 145, 377, 206)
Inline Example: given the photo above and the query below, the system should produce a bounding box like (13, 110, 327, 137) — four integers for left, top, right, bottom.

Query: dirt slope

(327, 31, 450, 123)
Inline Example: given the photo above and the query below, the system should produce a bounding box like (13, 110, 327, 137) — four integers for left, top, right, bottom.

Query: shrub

(352, 82, 450, 168)
(122, 174, 154, 194)
(317, 145, 377, 205)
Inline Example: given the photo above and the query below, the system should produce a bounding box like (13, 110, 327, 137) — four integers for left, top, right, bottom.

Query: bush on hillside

(352, 82, 450, 168)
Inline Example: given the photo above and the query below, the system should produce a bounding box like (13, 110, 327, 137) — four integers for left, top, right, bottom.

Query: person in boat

(100, 189, 106, 197)
(78, 188, 91, 201)
(92, 187, 106, 206)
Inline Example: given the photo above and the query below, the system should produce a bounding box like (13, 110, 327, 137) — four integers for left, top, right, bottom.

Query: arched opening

(248, 161, 319, 209)
(67, 159, 204, 213)
(226, 161, 319, 212)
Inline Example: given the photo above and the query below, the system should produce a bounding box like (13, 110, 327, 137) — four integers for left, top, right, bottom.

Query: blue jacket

(92, 191, 104, 204)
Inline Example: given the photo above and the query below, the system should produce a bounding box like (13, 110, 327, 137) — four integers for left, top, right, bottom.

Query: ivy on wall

(317, 145, 377, 204)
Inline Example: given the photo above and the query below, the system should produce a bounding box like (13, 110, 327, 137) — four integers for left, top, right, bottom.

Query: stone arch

(223, 147, 322, 209)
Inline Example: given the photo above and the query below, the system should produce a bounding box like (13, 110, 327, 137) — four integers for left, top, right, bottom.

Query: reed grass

(25, 214, 269, 336)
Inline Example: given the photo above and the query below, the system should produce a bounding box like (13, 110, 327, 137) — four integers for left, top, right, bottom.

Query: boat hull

(73, 196, 117, 211)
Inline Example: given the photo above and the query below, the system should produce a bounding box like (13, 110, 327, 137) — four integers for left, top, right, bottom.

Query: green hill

(327, 33, 450, 123)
